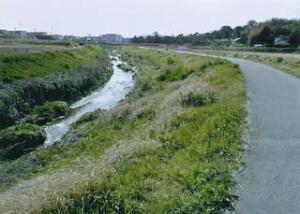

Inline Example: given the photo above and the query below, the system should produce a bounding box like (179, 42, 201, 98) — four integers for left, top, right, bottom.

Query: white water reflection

(44, 56, 135, 145)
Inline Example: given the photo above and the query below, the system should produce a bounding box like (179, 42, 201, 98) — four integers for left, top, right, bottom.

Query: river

(44, 56, 135, 145)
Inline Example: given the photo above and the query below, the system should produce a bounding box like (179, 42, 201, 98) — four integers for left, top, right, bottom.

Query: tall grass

(0, 46, 112, 128)
(0, 47, 246, 213)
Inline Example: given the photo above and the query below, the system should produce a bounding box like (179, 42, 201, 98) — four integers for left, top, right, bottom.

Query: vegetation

(0, 123, 46, 160)
(0, 46, 246, 213)
(132, 18, 300, 47)
(117, 63, 134, 72)
(0, 45, 100, 83)
(248, 19, 300, 46)
(0, 46, 113, 128)
(0, 44, 70, 55)
(19, 101, 70, 125)
(192, 48, 300, 78)
(240, 53, 300, 77)
(180, 87, 217, 107)
(0, 38, 76, 47)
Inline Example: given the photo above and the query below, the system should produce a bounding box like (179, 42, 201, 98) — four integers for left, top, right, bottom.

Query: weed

(276, 57, 284, 63)
(0, 47, 246, 213)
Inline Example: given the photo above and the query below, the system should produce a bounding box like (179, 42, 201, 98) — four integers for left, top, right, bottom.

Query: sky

(0, 0, 299, 37)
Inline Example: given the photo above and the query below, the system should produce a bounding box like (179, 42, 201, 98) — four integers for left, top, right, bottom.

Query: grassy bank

(0, 45, 99, 82)
(0, 46, 246, 213)
(190, 48, 300, 78)
(0, 45, 112, 128)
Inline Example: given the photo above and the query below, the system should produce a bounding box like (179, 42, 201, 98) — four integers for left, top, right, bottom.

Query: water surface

(44, 56, 135, 145)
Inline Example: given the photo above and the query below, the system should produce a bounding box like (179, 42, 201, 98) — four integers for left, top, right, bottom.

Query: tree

(219, 26, 233, 39)
(247, 20, 258, 29)
(289, 30, 300, 47)
(248, 26, 274, 46)
(233, 26, 243, 37)
(130, 19, 300, 47)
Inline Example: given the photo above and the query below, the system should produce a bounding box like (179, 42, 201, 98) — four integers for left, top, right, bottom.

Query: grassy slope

(191, 48, 300, 78)
(0, 44, 112, 128)
(0, 47, 246, 213)
(0, 45, 100, 82)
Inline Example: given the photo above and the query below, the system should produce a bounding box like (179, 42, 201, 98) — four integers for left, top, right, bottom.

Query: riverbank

(0, 51, 134, 191)
(0, 45, 112, 129)
(0, 46, 246, 213)
(45, 55, 135, 145)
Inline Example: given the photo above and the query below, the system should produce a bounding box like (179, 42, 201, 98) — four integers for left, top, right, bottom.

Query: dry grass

(0, 140, 160, 213)
(0, 47, 246, 213)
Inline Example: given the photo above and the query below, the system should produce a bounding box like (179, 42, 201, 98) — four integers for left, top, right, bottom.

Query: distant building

(0, 30, 14, 39)
(0, 29, 8, 35)
(77, 34, 125, 44)
(49, 34, 64, 41)
(218, 37, 241, 46)
(231, 37, 241, 46)
(253, 43, 265, 48)
(0, 29, 9, 38)
(27, 32, 47, 39)
(100, 34, 123, 44)
(14, 31, 27, 39)
(64, 35, 78, 41)
(0, 28, 126, 44)
(274, 35, 290, 47)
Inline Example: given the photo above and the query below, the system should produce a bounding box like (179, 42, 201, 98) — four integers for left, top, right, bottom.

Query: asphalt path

(228, 58, 300, 214)
(176, 50, 300, 213)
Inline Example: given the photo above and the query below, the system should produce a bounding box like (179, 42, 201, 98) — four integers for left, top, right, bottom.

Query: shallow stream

(44, 56, 135, 145)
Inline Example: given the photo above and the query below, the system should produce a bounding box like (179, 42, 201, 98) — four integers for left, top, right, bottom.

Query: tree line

(131, 18, 300, 47)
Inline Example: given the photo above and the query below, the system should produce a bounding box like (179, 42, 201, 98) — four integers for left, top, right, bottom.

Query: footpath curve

(178, 50, 300, 214)
(229, 58, 300, 214)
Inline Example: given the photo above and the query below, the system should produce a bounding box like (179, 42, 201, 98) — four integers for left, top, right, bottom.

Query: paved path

(228, 58, 300, 214)
(175, 50, 300, 213)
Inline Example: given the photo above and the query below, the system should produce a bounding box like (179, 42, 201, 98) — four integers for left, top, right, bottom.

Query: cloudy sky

(0, 0, 299, 37)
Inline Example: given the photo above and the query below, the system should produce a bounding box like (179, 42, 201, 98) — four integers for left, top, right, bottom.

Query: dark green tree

(248, 26, 274, 46)
(219, 26, 233, 39)
(289, 30, 300, 47)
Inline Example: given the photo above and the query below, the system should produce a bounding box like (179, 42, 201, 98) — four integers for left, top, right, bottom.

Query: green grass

(191, 48, 300, 78)
(19, 101, 70, 125)
(0, 45, 111, 128)
(0, 46, 246, 213)
(242, 54, 300, 78)
(0, 123, 46, 159)
(0, 45, 100, 82)
(0, 38, 76, 47)
(117, 63, 134, 72)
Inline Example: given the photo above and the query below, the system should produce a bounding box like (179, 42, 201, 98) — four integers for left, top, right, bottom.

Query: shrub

(166, 57, 175, 64)
(181, 89, 217, 107)
(0, 53, 112, 129)
(140, 80, 153, 92)
(117, 63, 133, 72)
(0, 123, 46, 159)
(73, 111, 101, 128)
(157, 65, 194, 82)
(19, 101, 70, 125)
(276, 57, 284, 63)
